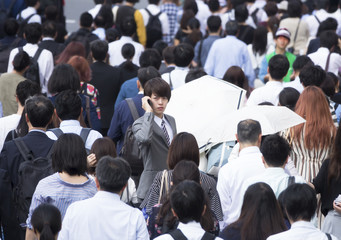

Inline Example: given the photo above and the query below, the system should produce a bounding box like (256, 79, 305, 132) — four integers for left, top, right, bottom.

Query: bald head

(237, 119, 262, 145)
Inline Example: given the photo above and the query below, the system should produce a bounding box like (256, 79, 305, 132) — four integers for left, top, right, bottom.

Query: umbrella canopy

(165, 75, 246, 147)
(199, 105, 306, 144)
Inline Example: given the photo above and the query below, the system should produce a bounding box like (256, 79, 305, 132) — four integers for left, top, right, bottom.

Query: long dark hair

(252, 26, 268, 56)
(328, 126, 341, 186)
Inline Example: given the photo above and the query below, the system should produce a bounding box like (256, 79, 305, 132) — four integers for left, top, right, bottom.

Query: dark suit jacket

(0, 130, 55, 240)
(39, 39, 65, 58)
(90, 61, 122, 129)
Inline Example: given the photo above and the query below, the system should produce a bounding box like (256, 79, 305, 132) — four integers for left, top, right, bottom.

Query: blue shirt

(193, 35, 220, 67)
(204, 35, 255, 87)
(115, 77, 139, 109)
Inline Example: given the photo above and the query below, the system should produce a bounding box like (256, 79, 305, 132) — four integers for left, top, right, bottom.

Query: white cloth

(284, 76, 304, 93)
(45, 120, 102, 150)
(58, 191, 149, 240)
(246, 2, 268, 28)
(195, 0, 211, 35)
(161, 66, 189, 89)
(308, 47, 341, 75)
(88, 4, 102, 18)
(0, 114, 21, 151)
(17, 7, 41, 23)
(267, 221, 339, 240)
(155, 221, 223, 240)
(140, 4, 170, 35)
(7, 43, 54, 94)
(305, 9, 341, 37)
(247, 44, 275, 70)
(217, 146, 265, 228)
(92, 28, 106, 41)
(153, 115, 174, 143)
(247, 80, 284, 106)
(108, 36, 144, 67)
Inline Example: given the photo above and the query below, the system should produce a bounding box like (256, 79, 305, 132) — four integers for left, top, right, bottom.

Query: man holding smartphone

(132, 77, 176, 202)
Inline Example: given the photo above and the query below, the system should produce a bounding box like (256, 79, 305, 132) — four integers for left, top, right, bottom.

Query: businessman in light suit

(133, 77, 176, 200)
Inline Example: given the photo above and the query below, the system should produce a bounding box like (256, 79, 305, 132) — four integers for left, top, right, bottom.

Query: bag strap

(288, 176, 295, 186)
(292, 19, 301, 48)
(24, 13, 36, 23)
(251, 8, 259, 26)
(80, 128, 91, 144)
(126, 98, 139, 121)
(158, 170, 168, 204)
(314, 15, 321, 24)
(169, 229, 188, 240)
(325, 51, 332, 72)
(11, 129, 16, 139)
(326, 233, 332, 240)
(84, 95, 92, 129)
(145, 8, 152, 17)
(169, 71, 173, 89)
(49, 128, 63, 138)
(197, 38, 204, 67)
(201, 232, 216, 240)
(81, 82, 87, 94)
(13, 138, 34, 162)
(33, 47, 43, 62)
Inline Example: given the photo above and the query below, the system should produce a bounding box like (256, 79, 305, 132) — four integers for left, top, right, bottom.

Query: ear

(258, 134, 262, 144)
(284, 156, 289, 165)
(171, 208, 178, 218)
(267, 67, 269, 74)
(137, 80, 141, 89)
(201, 204, 207, 217)
(95, 177, 100, 190)
(261, 156, 266, 165)
(25, 113, 29, 123)
(235, 134, 239, 142)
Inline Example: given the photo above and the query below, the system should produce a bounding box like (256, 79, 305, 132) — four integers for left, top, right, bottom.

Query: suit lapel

(153, 120, 169, 147)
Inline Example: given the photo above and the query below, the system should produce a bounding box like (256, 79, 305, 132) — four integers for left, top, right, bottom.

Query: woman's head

(167, 132, 199, 169)
(252, 26, 268, 56)
(121, 43, 135, 61)
(223, 66, 249, 97)
(55, 41, 86, 65)
(89, 137, 117, 174)
(48, 64, 80, 95)
(52, 133, 88, 176)
(68, 55, 91, 83)
(31, 203, 61, 240)
(172, 160, 200, 186)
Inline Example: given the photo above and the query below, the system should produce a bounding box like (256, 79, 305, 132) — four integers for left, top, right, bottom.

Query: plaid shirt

(160, 3, 178, 45)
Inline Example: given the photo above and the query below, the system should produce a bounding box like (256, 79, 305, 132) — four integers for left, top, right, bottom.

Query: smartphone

(148, 99, 153, 108)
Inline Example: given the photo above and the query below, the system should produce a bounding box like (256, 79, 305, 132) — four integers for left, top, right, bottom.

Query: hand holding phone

(142, 96, 153, 112)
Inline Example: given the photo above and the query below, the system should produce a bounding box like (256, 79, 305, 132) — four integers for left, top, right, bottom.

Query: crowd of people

(1, 0, 341, 239)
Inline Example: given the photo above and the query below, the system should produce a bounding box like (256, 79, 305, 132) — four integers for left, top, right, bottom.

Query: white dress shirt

(153, 115, 174, 143)
(267, 221, 338, 240)
(88, 4, 102, 18)
(217, 146, 265, 228)
(161, 66, 189, 89)
(284, 76, 304, 93)
(108, 36, 144, 67)
(7, 43, 54, 94)
(140, 4, 170, 35)
(305, 9, 341, 37)
(0, 114, 21, 151)
(247, 80, 284, 106)
(17, 7, 41, 23)
(58, 191, 149, 240)
(46, 120, 102, 150)
(195, 0, 211, 35)
(308, 47, 341, 75)
(92, 27, 106, 40)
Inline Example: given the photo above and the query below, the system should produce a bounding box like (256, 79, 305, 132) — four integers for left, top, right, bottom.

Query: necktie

(161, 120, 170, 146)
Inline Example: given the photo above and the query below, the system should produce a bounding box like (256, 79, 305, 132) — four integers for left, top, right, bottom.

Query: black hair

(121, 43, 135, 60)
(90, 39, 108, 61)
(126, 0, 139, 4)
(281, 183, 317, 222)
(320, 30, 338, 50)
(287, 0, 302, 18)
(185, 68, 207, 83)
(105, 28, 121, 43)
(188, 17, 200, 30)
(31, 204, 62, 240)
(94, 15, 106, 28)
(149, 0, 160, 4)
(26, 0, 39, 6)
(16, 80, 41, 106)
(24, 23, 42, 44)
(292, 55, 313, 72)
(80, 12, 93, 28)
(183, 0, 198, 15)
(4, 18, 19, 36)
(260, 134, 291, 167)
(299, 65, 326, 87)
(137, 66, 161, 88)
(42, 21, 57, 38)
(96, 156, 131, 193)
(25, 95, 54, 128)
(55, 90, 82, 120)
(139, 48, 162, 69)
(264, 2, 278, 17)
(208, 0, 220, 12)
(207, 15, 221, 33)
(97, 4, 114, 29)
(268, 54, 289, 81)
(152, 40, 168, 59)
(252, 26, 268, 55)
(120, 16, 136, 36)
(170, 180, 205, 223)
(44, 5, 58, 20)
(174, 43, 194, 67)
(316, 17, 338, 37)
(48, 64, 81, 94)
(279, 87, 300, 111)
(163, 46, 176, 65)
(52, 133, 88, 175)
(12, 51, 30, 72)
(94, 0, 104, 3)
(225, 20, 239, 36)
(144, 77, 171, 100)
(237, 119, 261, 144)
(321, 73, 336, 98)
(235, 4, 249, 23)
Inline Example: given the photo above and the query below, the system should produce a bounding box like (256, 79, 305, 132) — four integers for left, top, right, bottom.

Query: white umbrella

(165, 75, 246, 147)
(199, 105, 306, 144)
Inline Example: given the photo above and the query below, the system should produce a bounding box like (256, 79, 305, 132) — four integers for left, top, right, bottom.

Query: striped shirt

(26, 172, 97, 229)
(160, 3, 178, 45)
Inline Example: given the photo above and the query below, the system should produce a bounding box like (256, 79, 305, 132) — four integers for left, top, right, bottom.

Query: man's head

(163, 46, 176, 65)
(152, 40, 168, 59)
(208, 0, 220, 13)
(95, 156, 131, 194)
(174, 43, 194, 67)
(237, 119, 262, 146)
(317, 17, 338, 36)
(292, 55, 314, 75)
(120, 16, 136, 37)
(4, 18, 19, 37)
(94, 15, 105, 28)
(80, 12, 93, 28)
(235, 4, 249, 23)
(42, 21, 57, 38)
(185, 68, 207, 83)
(299, 65, 326, 87)
(207, 15, 221, 33)
(24, 23, 42, 44)
(139, 49, 162, 69)
(260, 134, 290, 167)
(320, 30, 338, 50)
(16, 80, 41, 107)
(26, 0, 39, 7)
(12, 51, 30, 72)
(137, 66, 161, 89)
(268, 54, 289, 81)
(171, 180, 205, 223)
(55, 90, 82, 121)
(144, 77, 171, 116)
(91, 40, 108, 62)
(225, 20, 239, 36)
(281, 183, 317, 223)
(275, 28, 291, 51)
(148, 0, 160, 5)
(44, 5, 58, 20)
(25, 95, 54, 128)
(287, 0, 302, 18)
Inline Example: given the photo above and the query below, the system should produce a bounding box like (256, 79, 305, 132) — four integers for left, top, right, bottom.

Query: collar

(266, 80, 283, 86)
(291, 221, 316, 230)
(225, 35, 237, 40)
(174, 66, 189, 71)
(60, 120, 81, 127)
(154, 114, 167, 125)
(42, 37, 54, 41)
(177, 221, 202, 230)
(95, 190, 121, 200)
(25, 43, 38, 48)
(29, 129, 46, 134)
(264, 167, 286, 174)
(239, 146, 261, 156)
(120, 36, 133, 41)
(138, 90, 144, 94)
(27, 6, 37, 13)
(318, 47, 330, 53)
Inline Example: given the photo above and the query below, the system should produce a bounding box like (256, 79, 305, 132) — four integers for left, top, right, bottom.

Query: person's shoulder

(89, 129, 103, 138)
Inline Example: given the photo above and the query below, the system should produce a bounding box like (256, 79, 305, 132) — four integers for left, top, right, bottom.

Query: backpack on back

(145, 8, 163, 48)
(0, 37, 22, 73)
(17, 13, 36, 38)
(13, 138, 54, 225)
(19, 47, 43, 86)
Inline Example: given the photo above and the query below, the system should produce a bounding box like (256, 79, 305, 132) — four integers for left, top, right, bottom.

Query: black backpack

(0, 37, 22, 73)
(17, 12, 36, 38)
(120, 98, 144, 177)
(19, 47, 43, 86)
(145, 8, 163, 48)
(13, 138, 54, 225)
(169, 229, 216, 240)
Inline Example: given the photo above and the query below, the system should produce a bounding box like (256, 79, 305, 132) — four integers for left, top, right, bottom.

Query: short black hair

(299, 65, 326, 87)
(235, 4, 249, 23)
(24, 23, 42, 44)
(94, 0, 104, 3)
(152, 40, 168, 58)
(260, 134, 290, 167)
(174, 43, 194, 67)
(55, 90, 82, 120)
(90, 40, 108, 61)
(207, 15, 221, 33)
(279, 87, 300, 111)
(121, 43, 135, 60)
(320, 30, 338, 49)
(137, 66, 161, 88)
(225, 20, 239, 36)
(185, 68, 207, 83)
(48, 64, 81, 94)
(26, 0, 39, 6)
(16, 80, 41, 106)
(105, 28, 121, 43)
(237, 119, 262, 144)
(144, 77, 171, 100)
(44, 5, 58, 20)
(292, 55, 313, 72)
(287, 0, 302, 18)
(12, 51, 30, 72)
(316, 17, 338, 37)
(170, 180, 205, 223)
(163, 46, 175, 64)
(4, 18, 19, 36)
(139, 49, 162, 69)
(268, 54, 289, 81)
(80, 12, 93, 28)
(96, 156, 131, 193)
(264, 2, 278, 17)
(42, 21, 56, 38)
(149, 0, 160, 5)
(120, 16, 136, 36)
(208, 0, 220, 12)
(52, 133, 88, 176)
(94, 15, 105, 28)
(321, 73, 336, 97)
(281, 183, 317, 222)
(25, 95, 54, 128)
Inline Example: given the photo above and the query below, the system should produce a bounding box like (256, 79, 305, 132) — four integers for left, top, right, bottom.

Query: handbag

(158, 170, 169, 204)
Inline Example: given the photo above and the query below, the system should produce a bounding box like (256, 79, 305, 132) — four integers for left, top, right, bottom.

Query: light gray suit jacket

(132, 112, 177, 199)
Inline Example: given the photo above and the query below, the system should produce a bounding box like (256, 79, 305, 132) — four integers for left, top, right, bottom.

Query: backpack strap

(84, 95, 92, 129)
(288, 176, 295, 186)
(325, 51, 332, 72)
(201, 232, 216, 240)
(11, 129, 16, 139)
(145, 8, 152, 16)
(81, 82, 88, 95)
(169, 229, 188, 240)
(33, 47, 43, 62)
(326, 233, 332, 240)
(49, 128, 63, 138)
(251, 8, 259, 26)
(197, 38, 204, 67)
(24, 13, 36, 23)
(126, 98, 140, 121)
(169, 70, 173, 89)
(80, 128, 91, 144)
(13, 138, 34, 162)
(314, 15, 321, 24)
